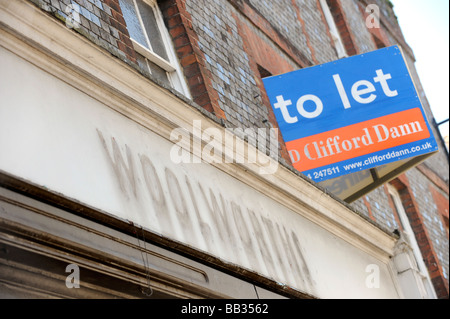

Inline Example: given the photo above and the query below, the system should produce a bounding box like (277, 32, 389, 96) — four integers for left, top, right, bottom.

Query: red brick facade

(103, 0, 137, 63)
(326, 0, 359, 55)
(357, 1, 391, 49)
(232, 11, 294, 164)
(390, 176, 449, 299)
(160, 0, 226, 119)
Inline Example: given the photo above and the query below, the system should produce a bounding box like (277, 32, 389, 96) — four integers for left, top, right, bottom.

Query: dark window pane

(118, 0, 149, 49)
(136, 1, 169, 61)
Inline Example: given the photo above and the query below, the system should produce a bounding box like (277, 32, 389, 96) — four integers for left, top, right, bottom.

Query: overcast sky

(390, 0, 449, 139)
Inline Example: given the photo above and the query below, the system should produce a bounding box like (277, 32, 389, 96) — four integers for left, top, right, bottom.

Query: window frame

(387, 183, 437, 298)
(123, 0, 191, 97)
(319, 0, 348, 59)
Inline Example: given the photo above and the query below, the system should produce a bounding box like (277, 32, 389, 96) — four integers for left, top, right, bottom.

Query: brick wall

(296, 0, 338, 64)
(327, 0, 359, 55)
(247, 0, 314, 63)
(183, 0, 260, 127)
(391, 174, 449, 298)
(337, 0, 375, 53)
(32, 0, 136, 62)
(160, 0, 225, 118)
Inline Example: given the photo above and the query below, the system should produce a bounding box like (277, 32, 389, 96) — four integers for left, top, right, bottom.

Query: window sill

(131, 39, 176, 72)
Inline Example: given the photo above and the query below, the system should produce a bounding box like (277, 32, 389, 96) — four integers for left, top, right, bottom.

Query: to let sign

(263, 46, 438, 182)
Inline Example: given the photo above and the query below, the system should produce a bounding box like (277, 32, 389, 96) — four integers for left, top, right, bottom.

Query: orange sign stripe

(286, 108, 430, 172)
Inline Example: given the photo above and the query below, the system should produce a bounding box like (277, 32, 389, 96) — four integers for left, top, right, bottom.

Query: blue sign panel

(263, 46, 438, 182)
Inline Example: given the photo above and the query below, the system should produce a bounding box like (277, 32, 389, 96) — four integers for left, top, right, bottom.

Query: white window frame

(387, 184, 437, 299)
(319, 0, 348, 59)
(125, 0, 191, 97)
